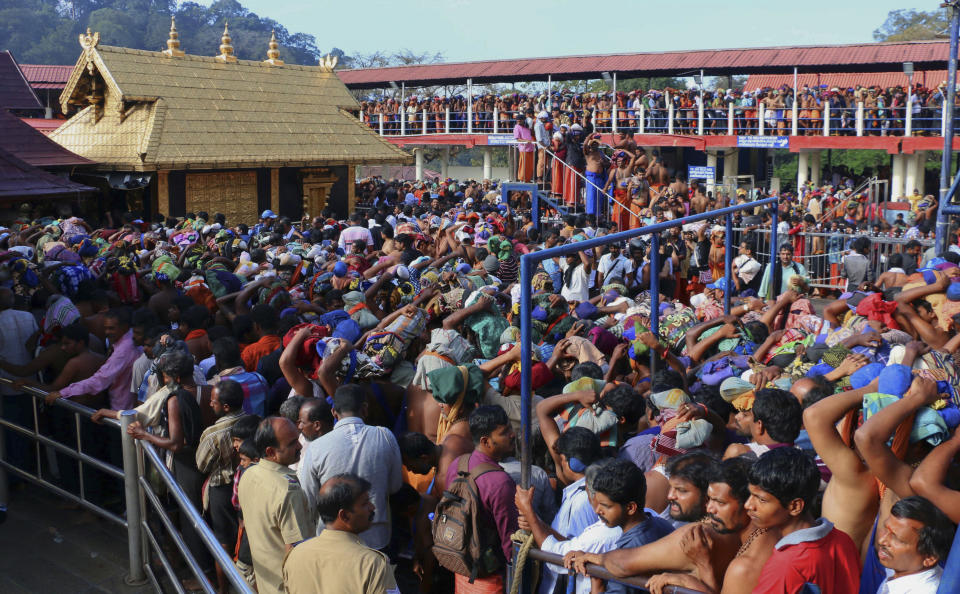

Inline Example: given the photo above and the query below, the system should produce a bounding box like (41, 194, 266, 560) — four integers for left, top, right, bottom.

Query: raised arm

(854, 373, 940, 499)
(804, 378, 877, 482)
(909, 429, 960, 523)
(279, 327, 315, 398)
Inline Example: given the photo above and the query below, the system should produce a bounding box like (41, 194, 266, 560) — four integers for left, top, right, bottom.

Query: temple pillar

(706, 150, 718, 196)
(441, 146, 450, 180)
(891, 154, 907, 200)
(797, 151, 809, 190)
(483, 147, 492, 181)
(914, 151, 927, 196)
(810, 151, 822, 186)
(158, 170, 171, 217)
(415, 148, 423, 182)
(270, 168, 280, 214)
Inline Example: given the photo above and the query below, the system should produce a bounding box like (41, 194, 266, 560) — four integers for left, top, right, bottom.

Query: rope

(508, 530, 537, 594)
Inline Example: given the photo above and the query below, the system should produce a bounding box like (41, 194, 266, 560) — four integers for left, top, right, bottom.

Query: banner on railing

(737, 136, 790, 149)
(487, 134, 515, 146)
(688, 165, 715, 180)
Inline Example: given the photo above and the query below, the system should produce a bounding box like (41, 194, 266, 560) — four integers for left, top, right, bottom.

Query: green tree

(873, 8, 949, 42)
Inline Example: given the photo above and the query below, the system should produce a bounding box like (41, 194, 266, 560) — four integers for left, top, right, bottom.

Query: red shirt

(241, 334, 282, 372)
(753, 520, 860, 594)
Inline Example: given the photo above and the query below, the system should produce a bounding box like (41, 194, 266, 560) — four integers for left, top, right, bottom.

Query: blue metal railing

(515, 197, 780, 491)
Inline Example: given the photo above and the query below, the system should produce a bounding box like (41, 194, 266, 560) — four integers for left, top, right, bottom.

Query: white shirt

(733, 254, 762, 283)
(539, 520, 622, 594)
(877, 566, 942, 594)
(559, 258, 590, 302)
(598, 253, 633, 283)
(337, 225, 374, 250)
(0, 309, 39, 395)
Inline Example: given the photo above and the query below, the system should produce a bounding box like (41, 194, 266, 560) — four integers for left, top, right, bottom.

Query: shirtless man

(690, 185, 709, 215)
(613, 131, 638, 154)
(875, 253, 910, 290)
(668, 176, 688, 200)
(14, 323, 105, 407)
(893, 271, 959, 349)
(804, 367, 882, 559)
(567, 457, 777, 594)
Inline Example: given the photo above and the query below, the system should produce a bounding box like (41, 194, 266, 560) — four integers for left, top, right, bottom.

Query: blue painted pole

(532, 190, 541, 232)
(938, 524, 960, 593)
(935, 3, 960, 254)
(724, 212, 733, 314)
(515, 196, 777, 502)
(769, 206, 779, 299)
(649, 233, 660, 376)
(519, 255, 532, 491)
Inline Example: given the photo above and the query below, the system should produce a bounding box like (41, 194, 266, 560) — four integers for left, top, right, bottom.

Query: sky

(232, 0, 934, 64)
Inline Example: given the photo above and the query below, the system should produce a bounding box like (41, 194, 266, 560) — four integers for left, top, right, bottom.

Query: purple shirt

(514, 123, 535, 152)
(61, 329, 141, 410)
(445, 449, 519, 562)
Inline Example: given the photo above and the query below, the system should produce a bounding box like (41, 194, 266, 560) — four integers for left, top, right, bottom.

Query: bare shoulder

(723, 443, 750, 460)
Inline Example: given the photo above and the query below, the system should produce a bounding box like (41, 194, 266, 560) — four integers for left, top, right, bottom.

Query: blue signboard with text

(688, 165, 715, 180)
(737, 136, 790, 149)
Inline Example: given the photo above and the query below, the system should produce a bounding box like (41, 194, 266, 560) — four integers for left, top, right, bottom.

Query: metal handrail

(814, 176, 877, 224)
(515, 197, 780, 488)
(524, 548, 705, 594)
(0, 377, 253, 593)
(138, 441, 255, 594)
(538, 143, 641, 223)
(0, 376, 142, 584)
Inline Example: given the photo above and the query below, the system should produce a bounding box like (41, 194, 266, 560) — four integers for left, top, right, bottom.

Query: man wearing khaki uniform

(284, 473, 399, 594)
(238, 417, 312, 594)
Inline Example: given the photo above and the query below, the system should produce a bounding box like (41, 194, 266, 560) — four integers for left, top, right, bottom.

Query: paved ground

(0, 483, 154, 594)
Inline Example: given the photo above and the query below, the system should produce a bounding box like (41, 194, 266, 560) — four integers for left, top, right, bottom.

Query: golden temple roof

(51, 39, 410, 171)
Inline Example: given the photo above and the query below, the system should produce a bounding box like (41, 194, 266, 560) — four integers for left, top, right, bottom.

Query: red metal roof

(20, 64, 74, 89)
(0, 110, 92, 168)
(0, 146, 95, 199)
(0, 51, 42, 110)
(337, 41, 951, 89)
(743, 70, 953, 91)
(20, 118, 66, 136)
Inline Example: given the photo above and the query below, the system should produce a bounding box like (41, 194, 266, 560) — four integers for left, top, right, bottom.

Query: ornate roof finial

(263, 30, 284, 66)
(162, 16, 185, 57)
(319, 53, 338, 72)
(79, 28, 100, 50)
(215, 22, 237, 63)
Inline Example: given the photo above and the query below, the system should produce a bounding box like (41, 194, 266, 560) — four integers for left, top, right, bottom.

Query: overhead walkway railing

(0, 378, 254, 594)
(362, 102, 958, 139)
(511, 196, 779, 593)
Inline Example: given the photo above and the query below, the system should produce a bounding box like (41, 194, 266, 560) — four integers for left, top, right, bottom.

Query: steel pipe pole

(120, 411, 146, 585)
(936, 2, 960, 253)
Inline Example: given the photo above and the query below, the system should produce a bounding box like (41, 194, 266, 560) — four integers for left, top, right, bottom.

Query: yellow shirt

(238, 459, 313, 594)
(283, 529, 398, 594)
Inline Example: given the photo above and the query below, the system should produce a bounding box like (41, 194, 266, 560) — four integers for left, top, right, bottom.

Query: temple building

(0, 51, 95, 212)
(50, 22, 410, 222)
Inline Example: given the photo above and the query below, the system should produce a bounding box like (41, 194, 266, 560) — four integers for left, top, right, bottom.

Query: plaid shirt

(195, 411, 245, 487)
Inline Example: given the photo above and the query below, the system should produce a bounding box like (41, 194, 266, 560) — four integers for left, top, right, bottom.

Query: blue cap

(705, 277, 729, 292)
(332, 319, 361, 343)
(947, 281, 960, 301)
(878, 364, 913, 397)
(260, 209, 277, 219)
(333, 261, 348, 277)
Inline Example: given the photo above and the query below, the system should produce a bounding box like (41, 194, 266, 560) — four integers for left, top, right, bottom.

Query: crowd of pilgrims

(360, 82, 960, 137)
(2, 180, 960, 594)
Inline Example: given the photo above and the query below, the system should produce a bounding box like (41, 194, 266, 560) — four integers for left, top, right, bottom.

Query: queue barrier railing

(511, 197, 779, 593)
(0, 378, 254, 594)
(516, 548, 705, 594)
(734, 226, 935, 291)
